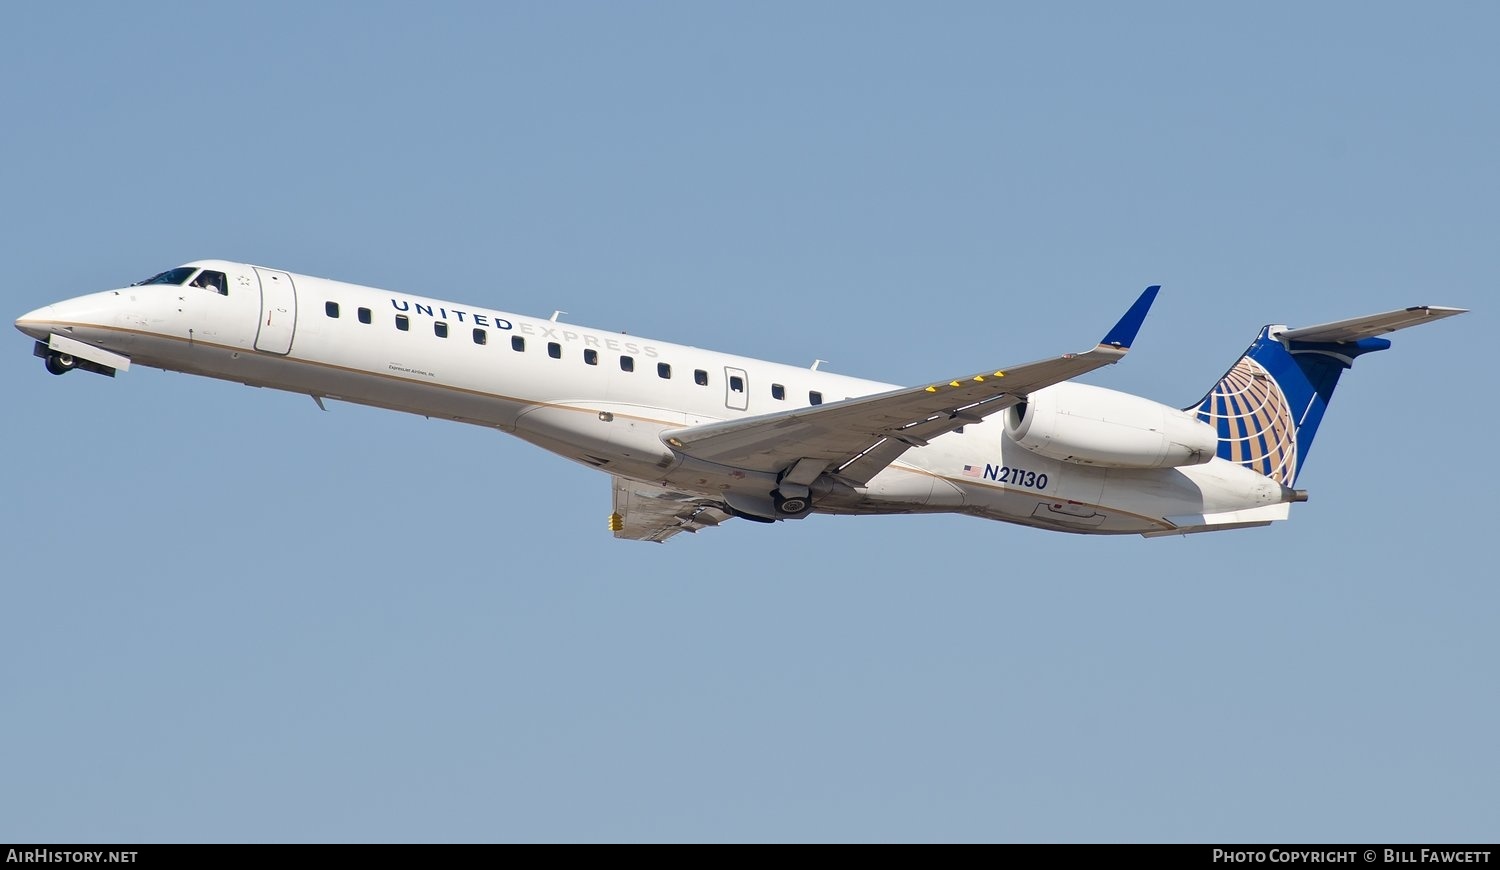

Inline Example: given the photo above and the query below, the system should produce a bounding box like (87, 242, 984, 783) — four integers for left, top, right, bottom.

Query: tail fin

(1192, 306, 1466, 487)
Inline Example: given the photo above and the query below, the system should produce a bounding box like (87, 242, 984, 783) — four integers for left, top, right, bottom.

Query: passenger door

(253, 268, 297, 354)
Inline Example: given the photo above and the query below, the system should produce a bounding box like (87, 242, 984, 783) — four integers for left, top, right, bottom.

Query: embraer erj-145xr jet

(16, 261, 1465, 542)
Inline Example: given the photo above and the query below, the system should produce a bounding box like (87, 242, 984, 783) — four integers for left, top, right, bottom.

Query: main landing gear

(772, 490, 814, 519)
(722, 489, 817, 523)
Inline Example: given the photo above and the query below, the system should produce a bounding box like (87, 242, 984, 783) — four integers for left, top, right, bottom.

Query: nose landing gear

(44, 351, 77, 376)
(32, 341, 117, 378)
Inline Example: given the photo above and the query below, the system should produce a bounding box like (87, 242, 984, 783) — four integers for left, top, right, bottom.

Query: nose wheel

(44, 351, 76, 376)
(32, 341, 119, 378)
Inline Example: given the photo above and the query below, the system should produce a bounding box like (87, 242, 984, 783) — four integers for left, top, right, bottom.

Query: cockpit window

(133, 267, 197, 286)
(190, 270, 227, 295)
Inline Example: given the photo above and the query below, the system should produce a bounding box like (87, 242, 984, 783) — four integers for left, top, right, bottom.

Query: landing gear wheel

(44, 352, 76, 376)
(773, 491, 812, 518)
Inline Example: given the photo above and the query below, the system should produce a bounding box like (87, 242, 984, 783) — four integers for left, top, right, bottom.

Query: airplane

(14, 260, 1466, 542)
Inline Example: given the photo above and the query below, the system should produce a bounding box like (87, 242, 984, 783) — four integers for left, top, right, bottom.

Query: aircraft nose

(15, 305, 56, 341)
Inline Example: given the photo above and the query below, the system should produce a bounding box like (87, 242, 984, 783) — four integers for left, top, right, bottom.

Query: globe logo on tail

(1196, 356, 1297, 486)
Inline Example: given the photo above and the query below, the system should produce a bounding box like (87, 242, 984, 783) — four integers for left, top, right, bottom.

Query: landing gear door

(253, 268, 297, 354)
(724, 366, 749, 411)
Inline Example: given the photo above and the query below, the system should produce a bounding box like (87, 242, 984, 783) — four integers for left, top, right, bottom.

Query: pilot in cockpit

(191, 270, 226, 295)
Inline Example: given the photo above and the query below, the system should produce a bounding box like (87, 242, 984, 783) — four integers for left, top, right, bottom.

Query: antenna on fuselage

(550, 310, 567, 322)
(810, 359, 827, 371)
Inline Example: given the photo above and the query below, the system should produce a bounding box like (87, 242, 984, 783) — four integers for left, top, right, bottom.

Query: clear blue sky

(2, 2, 1494, 843)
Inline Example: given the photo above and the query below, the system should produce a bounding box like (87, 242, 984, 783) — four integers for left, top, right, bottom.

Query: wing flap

(664, 286, 1160, 485)
(610, 477, 733, 543)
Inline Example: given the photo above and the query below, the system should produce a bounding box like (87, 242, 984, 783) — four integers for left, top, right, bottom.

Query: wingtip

(1099, 285, 1160, 349)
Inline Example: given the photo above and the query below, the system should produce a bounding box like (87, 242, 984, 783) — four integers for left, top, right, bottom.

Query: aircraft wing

(610, 476, 734, 543)
(662, 286, 1160, 486)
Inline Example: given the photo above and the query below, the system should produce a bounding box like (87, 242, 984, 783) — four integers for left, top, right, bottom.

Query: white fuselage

(16, 260, 1290, 536)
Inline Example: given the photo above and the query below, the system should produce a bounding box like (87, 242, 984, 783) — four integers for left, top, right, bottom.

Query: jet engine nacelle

(1004, 382, 1218, 469)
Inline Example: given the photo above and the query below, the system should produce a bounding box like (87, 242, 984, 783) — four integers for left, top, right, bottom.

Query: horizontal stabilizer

(1279, 306, 1467, 344)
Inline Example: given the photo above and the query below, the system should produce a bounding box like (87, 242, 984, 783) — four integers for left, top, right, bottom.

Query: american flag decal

(962, 464, 983, 478)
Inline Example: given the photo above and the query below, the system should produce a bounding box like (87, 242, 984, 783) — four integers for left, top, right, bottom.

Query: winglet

(1099, 285, 1160, 349)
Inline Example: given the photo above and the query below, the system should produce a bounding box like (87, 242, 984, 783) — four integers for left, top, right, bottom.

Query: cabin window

(325, 301, 339, 318)
(191, 270, 228, 295)
(771, 383, 785, 400)
(434, 321, 448, 338)
(357, 307, 372, 324)
(395, 314, 409, 331)
(694, 369, 708, 386)
(729, 375, 745, 393)
(548, 342, 562, 359)
(657, 362, 671, 379)
(512, 336, 525, 352)
(620, 355, 634, 372)
(809, 391, 823, 405)
(584, 349, 598, 365)
(473, 328, 487, 345)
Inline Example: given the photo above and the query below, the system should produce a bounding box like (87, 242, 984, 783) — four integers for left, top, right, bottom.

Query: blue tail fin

(1190, 306, 1466, 486)
(1192, 330, 1389, 486)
